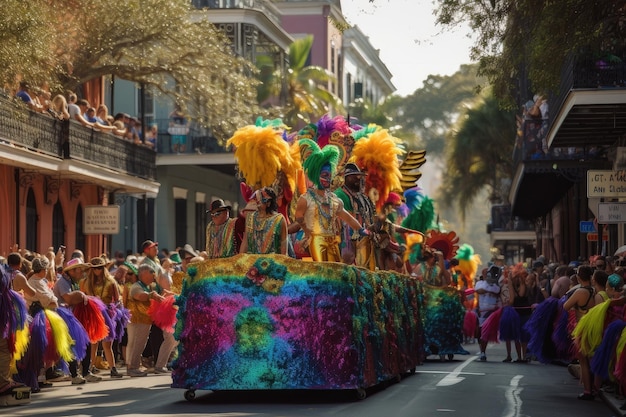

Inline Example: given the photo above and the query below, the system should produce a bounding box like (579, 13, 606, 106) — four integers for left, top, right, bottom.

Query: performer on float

(294, 139, 368, 262)
(240, 187, 288, 255)
(334, 162, 376, 269)
(205, 199, 238, 259)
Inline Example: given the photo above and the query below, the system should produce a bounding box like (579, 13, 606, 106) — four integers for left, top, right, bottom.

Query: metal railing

(0, 94, 156, 180)
(147, 118, 231, 156)
(191, 0, 281, 24)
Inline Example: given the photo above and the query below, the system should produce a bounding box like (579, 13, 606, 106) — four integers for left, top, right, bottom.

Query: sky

(341, 0, 476, 97)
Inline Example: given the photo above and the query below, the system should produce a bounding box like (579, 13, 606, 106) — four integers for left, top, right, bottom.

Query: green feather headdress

(298, 138, 340, 188)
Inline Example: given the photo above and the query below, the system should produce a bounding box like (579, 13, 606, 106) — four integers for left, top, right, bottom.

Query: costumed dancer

(226, 117, 302, 226)
(80, 257, 125, 379)
(240, 187, 288, 255)
(16, 257, 74, 392)
(294, 139, 368, 262)
(476, 265, 502, 361)
(498, 263, 534, 363)
(334, 162, 377, 270)
(572, 273, 624, 401)
(0, 264, 30, 406)
(455, 244, 481, 344)
(562, 265, 596, 400)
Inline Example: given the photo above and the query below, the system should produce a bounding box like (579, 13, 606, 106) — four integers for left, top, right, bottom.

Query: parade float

(171, 254, 422, 400)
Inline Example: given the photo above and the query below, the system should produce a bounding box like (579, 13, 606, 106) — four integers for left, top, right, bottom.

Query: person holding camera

(411, 247, 451, 287)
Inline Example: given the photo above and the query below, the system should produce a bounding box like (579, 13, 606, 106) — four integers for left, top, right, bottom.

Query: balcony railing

(488, 204, 534, 233)
(191, 0, 281, 25)
(0, 94, 156, 180)
(147, 118, 231, 156)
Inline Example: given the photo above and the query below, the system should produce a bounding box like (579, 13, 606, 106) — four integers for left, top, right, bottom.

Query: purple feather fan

(499, 305, 521, 341)
(552, 299, 574, 360)
(22, 310, 47, 373)
(110, 303, 130, 342)
(525, 297, 559, 363)
(55, 306, 89, 361)
(591, 320, 626, 380)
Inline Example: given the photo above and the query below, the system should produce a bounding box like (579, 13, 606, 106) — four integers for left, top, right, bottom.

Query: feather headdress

(316, 114, 351, 148)
(351, 129, 403, 210)
(227, 119, 301, 194)
(455, 244, 481, 287)
(402, 195, 436, 233)
(298, 138, 340, 188)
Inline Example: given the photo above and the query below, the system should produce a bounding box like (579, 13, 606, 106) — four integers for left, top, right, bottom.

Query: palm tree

(258, 35, 343, 127)
(439, 93, 516, 221)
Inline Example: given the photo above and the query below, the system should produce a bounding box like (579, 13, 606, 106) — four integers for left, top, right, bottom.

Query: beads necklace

(308, 189, 333, 231)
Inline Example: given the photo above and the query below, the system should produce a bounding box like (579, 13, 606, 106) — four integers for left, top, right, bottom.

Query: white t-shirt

(476, 279, 500, 314)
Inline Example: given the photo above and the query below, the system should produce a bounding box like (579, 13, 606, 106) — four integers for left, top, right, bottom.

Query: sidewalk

(599, 389, 626, 417)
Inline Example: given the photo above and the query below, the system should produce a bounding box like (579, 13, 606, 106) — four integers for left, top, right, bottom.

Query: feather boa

(591, 320, 625, 380)
(480, 307, 502, 343)
(572, 299, 611, 356)
(351, 129, 403, 210)
(55, 306, 89, 361)
(148, 296, 178, 333)
(524, 297, 559, 363)
(73, 297, 110, 343)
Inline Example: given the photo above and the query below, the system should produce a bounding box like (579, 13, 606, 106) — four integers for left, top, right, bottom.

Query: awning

(509, 158, 611, 219)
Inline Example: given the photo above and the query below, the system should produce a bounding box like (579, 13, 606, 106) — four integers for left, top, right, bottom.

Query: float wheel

(184, 389, 196, 402)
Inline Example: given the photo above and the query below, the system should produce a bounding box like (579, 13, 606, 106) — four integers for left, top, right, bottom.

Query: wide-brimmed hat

(178, 244, 198, 259)
(343, 163, 366, 176)
(207, 199, 231, 213)
(126, 254, 138, 264)
(89, 257, 107, 268)
(141, 240, 158, 251)
(63, 258, 89, 272)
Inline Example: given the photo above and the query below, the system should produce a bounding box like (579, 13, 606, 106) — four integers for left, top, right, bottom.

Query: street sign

(84, 205, 120, 234)
(587, 170, 626, 198)
(597, 202, 626, 223)
(587, 232, 609, 241)
(579, 221, 596, 233)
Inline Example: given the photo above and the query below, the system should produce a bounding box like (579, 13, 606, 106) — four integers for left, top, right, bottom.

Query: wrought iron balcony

(191, 0, 281, 25)
(488, 204, 534, 233)
(0, 94, 156, 180)
(148, 118, 231, 156)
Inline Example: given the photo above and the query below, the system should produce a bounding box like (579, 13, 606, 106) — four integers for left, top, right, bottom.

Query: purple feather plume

(591, 320, 626, 380)
(55, 306, 89, 361)
(525, 297, 559, 363)
(499, 306, 521, 341)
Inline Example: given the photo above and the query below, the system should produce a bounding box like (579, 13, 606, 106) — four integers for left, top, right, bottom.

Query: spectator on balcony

(68, 95, 95, 128)
(144, 124, 158, 150)
(96, 104, 113, 126)
(127, 117, 142, 144)
(16, 81, 43, 112)
(84, 106, 98, 123)
(168, 104, 188, 153)
(49, 94, 70, 120)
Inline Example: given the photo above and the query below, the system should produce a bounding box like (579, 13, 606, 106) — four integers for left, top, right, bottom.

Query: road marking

(435, 356, 478, 386)
(504, 375, 524, 417)
(417, 370, 485, 376)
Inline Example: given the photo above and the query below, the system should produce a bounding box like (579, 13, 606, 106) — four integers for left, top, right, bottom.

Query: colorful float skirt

(171, 254, 423, 392)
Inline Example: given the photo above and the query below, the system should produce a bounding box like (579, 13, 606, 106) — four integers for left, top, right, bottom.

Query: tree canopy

(434, 0, 626, 105)
(0, 0, 260, 139)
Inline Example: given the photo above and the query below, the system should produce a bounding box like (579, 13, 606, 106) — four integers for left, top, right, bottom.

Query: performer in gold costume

(294, 140, 368, 262)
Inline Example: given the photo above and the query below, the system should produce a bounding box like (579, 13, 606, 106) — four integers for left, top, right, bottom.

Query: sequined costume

(244, 212, 285, 254)
(335, 185, 376, 270)
(206, 218, 237, 258)
(302, 189, 342, 262)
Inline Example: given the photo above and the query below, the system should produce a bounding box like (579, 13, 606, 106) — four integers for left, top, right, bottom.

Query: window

(175, 198, 187, 248)
(52, 201, 65, 250)
(26, 189, 37, 251)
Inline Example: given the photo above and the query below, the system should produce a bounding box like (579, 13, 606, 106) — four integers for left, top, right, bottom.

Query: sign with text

(579, 221, 596, 233)
(597, 202, 626, 223)
(587, 170, 626, 198)
(84, 205, 120, 234)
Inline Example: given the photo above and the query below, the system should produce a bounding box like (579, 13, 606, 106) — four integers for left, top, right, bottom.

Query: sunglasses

(211, 210, 226, 217)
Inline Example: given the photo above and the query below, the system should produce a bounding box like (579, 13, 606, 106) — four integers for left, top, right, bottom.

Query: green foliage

(258, 35, 343, 127)
(434, 0, 626, 105)
(0, 0, 260, 140)
(438, 92, 516, 221)
(386, 64, 485, 156)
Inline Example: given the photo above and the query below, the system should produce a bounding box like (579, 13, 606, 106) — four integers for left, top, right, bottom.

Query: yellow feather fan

(9, 326, 30, 373)
(351, 129, 404, 211)
(44, 309, 75, 362)
(227, 125, 301, 192)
